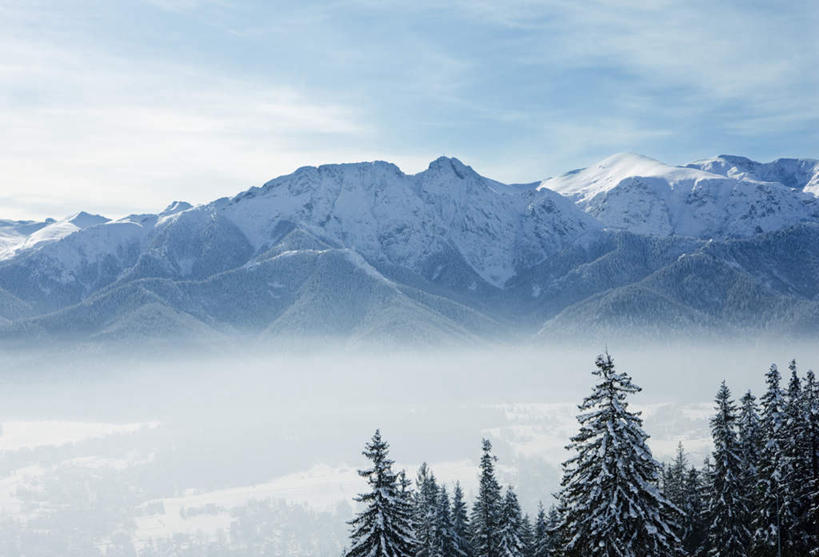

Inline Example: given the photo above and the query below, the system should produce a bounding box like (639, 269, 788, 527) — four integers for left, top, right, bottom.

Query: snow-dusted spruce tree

(804, 369, 819, 548)
(706, 381, 751, 556)
(415, 463, 440, 557)
(781, 361, 813, 554)
(532, 504, 548, 557)
(498, 487, 526, 557)
(697, 457, 714, 556)
(451, 482, 473, 557)
(537, 505, 562, 557)
(433, 485, 467, 557)
(754, 364, 788, 554)
(663, 443, 688, 511)
(346, 430, 417, 557)
(662, 443, 709, 556)
(682, 465, 707, 556)
(519, 513, 534, 557)
(471, 439, 503, 557)
(556, 352, 683, 556)
(737, 389, 762, 529)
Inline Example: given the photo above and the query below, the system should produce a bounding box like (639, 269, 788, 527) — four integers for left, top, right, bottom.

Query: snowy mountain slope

(0, 215, 152, 312)
(506, 233, 702, 325)
(217, 157, 601, 287)
(539, 226, 819, 339)
(697, 224, 819, 300)
(540, 153, 819, 238)
(259, 248, 496, 344)
(0, 219, 52, 257)
(0, 157, 601, 320)
(0, 287, 33, 323)
(0, 212, 109, 258)
(0, 282, 213, 341)
(2, 245, 498, 344)
(0, 153, 817, 343)
(687, 155, 819, 195)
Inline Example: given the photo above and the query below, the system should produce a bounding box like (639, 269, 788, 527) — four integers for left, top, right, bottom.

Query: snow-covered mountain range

(1, 153, 818, 344)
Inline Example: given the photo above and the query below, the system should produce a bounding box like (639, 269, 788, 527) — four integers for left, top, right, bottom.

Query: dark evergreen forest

(343, 354, 819, 557)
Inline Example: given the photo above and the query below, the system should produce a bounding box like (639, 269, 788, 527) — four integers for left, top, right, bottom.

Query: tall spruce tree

(415, 463, 440, 557)
(682, 465, 707, 556)
(519, 514, 534, 557)
(471, 439, 503, 557)
(804, 369, 819, 549)
(663, 443, 710, 555)
(706, 381, 751, 556)
(346, 430, 417, 557)
(532, 504, 549, 557)
(556, 352, 683, 556)
(663, 443, 688, 511)
(433, 485, 467, 557)
(698, 457, 714, 556)
(532, 501, 549, 557)
(781, 361, 813, 554)
(498, 487, 526, 557)
(755, 364, 787, 554)
(544, 506, 562, 557)
(737, 390, 762, 530)
(451, 482, 473, 557)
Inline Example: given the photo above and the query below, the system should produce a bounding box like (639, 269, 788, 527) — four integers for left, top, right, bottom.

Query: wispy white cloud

(0, 30, 378, 219)
(0, 0, 816, 217)
(455, 0, 818, 119)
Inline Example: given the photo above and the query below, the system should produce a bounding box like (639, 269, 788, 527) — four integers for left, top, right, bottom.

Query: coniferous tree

(532, 504, 549, 557)
(804, 369, 819, 549)
(519, 514, 534, 557)
(451, 482, 473, 557)
(663, 443, 688, 511)
(498, 487, 525, 557)
(433, 485, 467, 557)
(346, 430, 417, 557)
(755, 364, 787, 555)
(781, 361, 813, 554)
(682, 465, 708, 556)
(541, 506, 563, 557)
(737, 389, 763, 535)
(415, 463, 439, 557)
(663, 443, 711, 555)
(706, 381, 751, 556)
(471, 439, 503, 557)
(698, 457, 715, 556)
(556, 352, 683, 556)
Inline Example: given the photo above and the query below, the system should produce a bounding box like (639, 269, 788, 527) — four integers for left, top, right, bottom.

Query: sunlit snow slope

(0, 154, 817, 343)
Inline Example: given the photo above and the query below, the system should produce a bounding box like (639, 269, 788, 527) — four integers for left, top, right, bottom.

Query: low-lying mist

(0, 338, 816, 555)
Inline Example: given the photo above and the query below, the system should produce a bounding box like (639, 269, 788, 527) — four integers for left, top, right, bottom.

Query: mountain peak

(67, 211, 110, 228)
(161, 201, 193, 216)
(688, 154, 819, 193)
(540, 152, 691, 201)
(425, 156, 475, 179)
(715, 154, 754, 163)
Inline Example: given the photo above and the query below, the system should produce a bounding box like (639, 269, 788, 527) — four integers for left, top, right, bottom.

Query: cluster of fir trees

(659, 359, 819, 556)
(343, 431, 561, 557)
(343, 354, 819, 557)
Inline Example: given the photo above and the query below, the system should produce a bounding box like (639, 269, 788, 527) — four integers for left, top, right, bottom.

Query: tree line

(342, 353, 819, 556)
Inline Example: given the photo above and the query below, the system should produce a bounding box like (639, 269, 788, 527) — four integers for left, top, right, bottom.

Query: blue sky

(1, 0, 817, 219)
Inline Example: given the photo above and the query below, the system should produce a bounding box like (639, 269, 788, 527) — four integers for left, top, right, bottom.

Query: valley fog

(0, 340, 816, 555)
